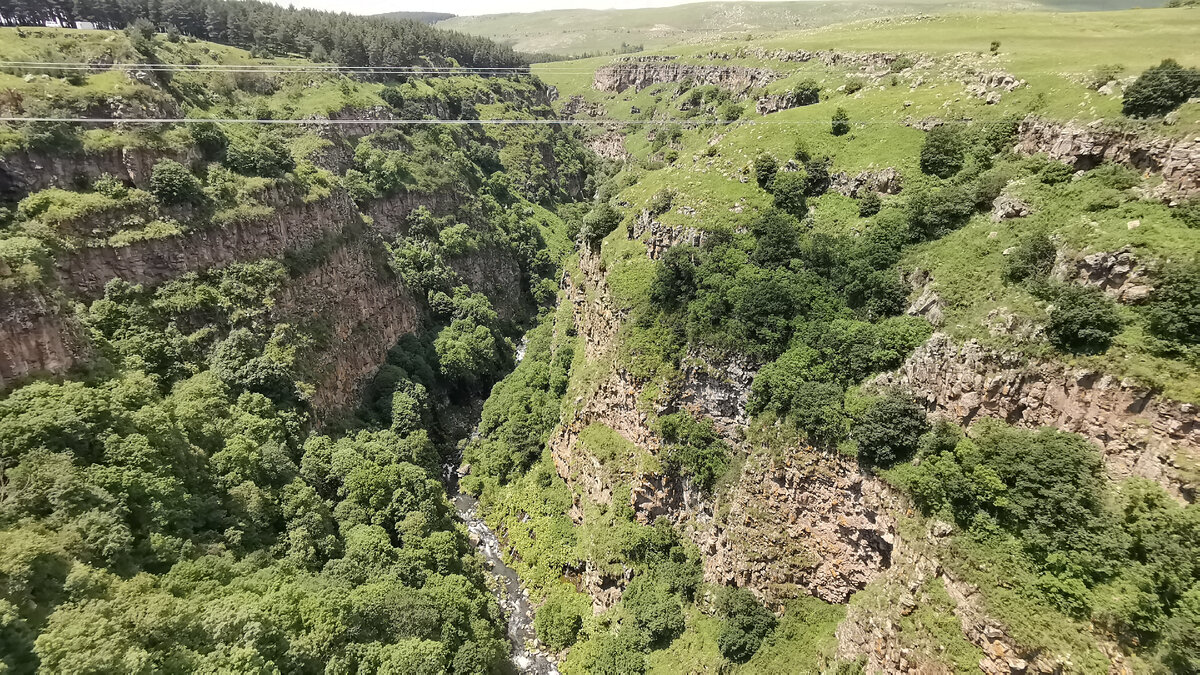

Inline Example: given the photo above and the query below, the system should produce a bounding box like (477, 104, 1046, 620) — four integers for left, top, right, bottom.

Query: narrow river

(444, 337, 559, 674)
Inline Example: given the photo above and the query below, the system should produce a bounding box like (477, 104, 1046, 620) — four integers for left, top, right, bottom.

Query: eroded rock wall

(593, 61, 777, 94)
(1015, 116, 1200, 199)
(875, 332, 1198, 500)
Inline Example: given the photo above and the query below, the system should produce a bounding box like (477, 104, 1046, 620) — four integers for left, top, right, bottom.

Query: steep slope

(0, 25, 589, 673)
(455, 8, 1200, 675)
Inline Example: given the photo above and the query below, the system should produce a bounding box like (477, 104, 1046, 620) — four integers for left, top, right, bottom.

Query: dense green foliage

(1144, 262, 1200, 348)
(830, 107, 851, 136)
(851, 392, 929, 466)
(919, 125, 965, 178)
(1121, 58, 1200, 118)
(891, 421, 1199, 662)
(715, 587, 778, 663)
(657, 413, 731, 491)
(5, 0, 526, 68)
(1040, 284, 1123, 355)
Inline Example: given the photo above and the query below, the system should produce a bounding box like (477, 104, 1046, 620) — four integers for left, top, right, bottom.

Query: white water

(446, 335, 558, 674)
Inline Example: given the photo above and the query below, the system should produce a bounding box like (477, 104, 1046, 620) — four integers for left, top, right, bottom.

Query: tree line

(0, 0, 528, 69)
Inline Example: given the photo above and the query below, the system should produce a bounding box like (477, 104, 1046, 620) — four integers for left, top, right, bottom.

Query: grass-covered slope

(433, 0, 1153, 57)
(442, 8, 1200, 675)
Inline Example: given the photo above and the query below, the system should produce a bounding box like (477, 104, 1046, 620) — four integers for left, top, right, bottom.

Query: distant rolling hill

(379, 11, 456, 25)
(398, 0, 1154, 57)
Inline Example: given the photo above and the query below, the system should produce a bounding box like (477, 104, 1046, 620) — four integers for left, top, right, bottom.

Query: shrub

(647, 188, 675, 216)
(622, 576, 685, 645)
(852, 392, 929, 467)
(1163, 587, 1200, 674)
(1003, 231, 1057, 284)
(792, 80, 820, 105)
(658, 413, 730, 491)
(1173, 196, 1200, 228)
(434, 318, 498, 384)
(858, 192, 882, 217)
(769, 170, 809, 218)
(649, 244, 697, 308)
(1122, 59, 1200, 118)
(190, 122, 228, 160)
(579, 202, 622, 245)
(715, 587, 777, 663)
(583, 629, 648, 675)
(534, 594, 584, 650)
(905, 184, 975, 242)
(831, 107, 850, 136)
(1039, 160, 1075, 185)
(843, 80, 864, 95)
(149, 160, 204, 206)
(919, 125, 965, 178)
(225, 131, 295, 177)
(718, 101, 744, 121)
(1144, 262, 1200, 346)
(1043, 285, 1122, 354)
(990, 40, 1001, 54)
(753, 153, 778, 190)
(889, 56, 915, 73)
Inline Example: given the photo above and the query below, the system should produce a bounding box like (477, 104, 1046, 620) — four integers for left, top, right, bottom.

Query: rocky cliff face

(875, 332, 1198, 500)
(0, 286, 86, 390)
(549, 243, 903, 607)
(593, 60, 777, 94)
(0, 146, 200, 198)
(1015, 116, 1200, 199)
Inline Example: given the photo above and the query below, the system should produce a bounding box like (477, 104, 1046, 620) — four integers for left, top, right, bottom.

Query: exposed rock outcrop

(0, 146, 200, 198)
(593, 60, 777, 94)
(990, 194, 1030, 222)
(0, 287, 87, 390)
(1053, 245, 1152, 303)
(875, 332, 1198, 500)
(1015, 116, 1200, 199)
(585, 130, 630, 161)
(629, 209, 703, 259)
(829, 167, 902, 197)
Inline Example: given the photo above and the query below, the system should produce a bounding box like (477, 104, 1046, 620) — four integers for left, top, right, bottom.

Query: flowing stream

(444, 336, 558, 674)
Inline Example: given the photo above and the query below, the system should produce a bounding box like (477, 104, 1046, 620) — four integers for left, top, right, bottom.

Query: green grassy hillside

(431, 0, 1152, 57)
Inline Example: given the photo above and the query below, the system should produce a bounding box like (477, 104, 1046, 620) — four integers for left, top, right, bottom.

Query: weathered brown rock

(1015, 115, 1200, 199)
(829, 167, 902, 197)
(1053, 245, 1152, 303)
(875, 333, 1198, 500)
(593, 60, 777, 94)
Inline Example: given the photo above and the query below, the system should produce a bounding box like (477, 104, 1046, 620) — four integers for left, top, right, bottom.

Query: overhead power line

(0, 116, 1021, 126)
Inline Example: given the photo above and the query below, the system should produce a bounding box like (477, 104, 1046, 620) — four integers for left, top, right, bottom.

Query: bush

(753, 153, 778, 190)
(1122, 59, 1200, 118)
(858, 191, 882, 217)
(1173, 196, 1200, 228)
(792, 80, 820, 105)
(1089, 64, 1124, 90)
(715, 587, 777, 663)
(225, 132, 295, 177)
(905, 184, 975, 242)
(831, 107, 851, 136)
(580, 202, 622, 245)
(718, 101, 744, 121)
(622, 576, 685, 646)
(1043, 285, 1122, 354)
(1039, 160, 1075, 185)
(534, 594, 584, 650)
(843, 80, 864, 95)
(769, 170, 809, 218)
(149, 160, 204, 206)
(658, 413, 730, 491)
(1003, 231, 1056, 284)
(190, 122, 228, 161)
(889, 56, 915, 73)
(434, 319, 498, 384)
(649, 245, 697, 308)
(1145, 262, 1200, 347)
(919, 125, 965, 178)
(853, 392, 929, 467)
(647, 188, 675, 216)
